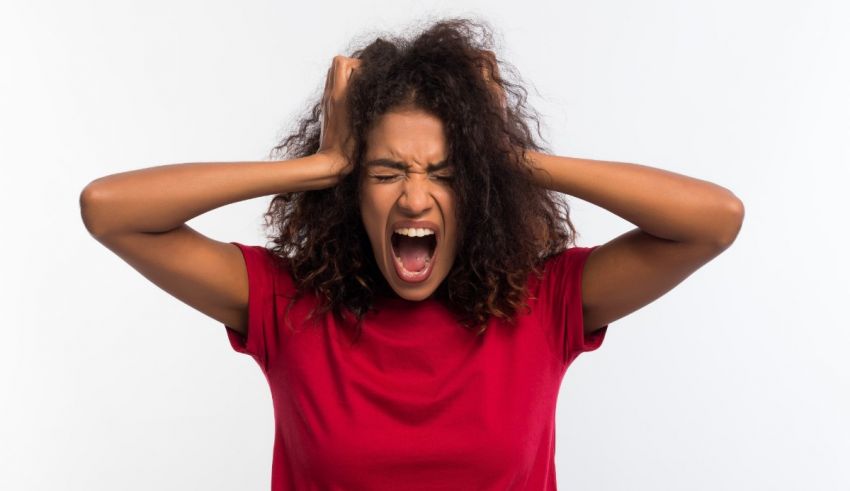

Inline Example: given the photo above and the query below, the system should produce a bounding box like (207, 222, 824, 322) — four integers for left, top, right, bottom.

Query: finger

(489, 58, 500, 80)
(482, 51, 498, 81)
(347, 58, 363, 81)
(331, 58, 350, 96)
(323, 65, 333, 96)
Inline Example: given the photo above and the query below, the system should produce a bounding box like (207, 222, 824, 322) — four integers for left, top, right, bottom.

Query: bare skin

(79, 56, 362, 336)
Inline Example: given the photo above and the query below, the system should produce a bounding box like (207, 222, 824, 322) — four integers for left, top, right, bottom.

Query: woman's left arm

(525, 150, 745, 333)
(526, 151, 744, 245)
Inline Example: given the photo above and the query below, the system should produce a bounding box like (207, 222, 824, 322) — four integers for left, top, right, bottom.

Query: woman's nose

(398, 174, 435, 214)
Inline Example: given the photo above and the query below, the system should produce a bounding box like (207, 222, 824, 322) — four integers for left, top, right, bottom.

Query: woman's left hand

(478, 49, 507, 117)
(478, 49, 529, 163)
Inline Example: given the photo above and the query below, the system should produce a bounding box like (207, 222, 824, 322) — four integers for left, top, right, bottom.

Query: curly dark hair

(261, 17, 580, 341)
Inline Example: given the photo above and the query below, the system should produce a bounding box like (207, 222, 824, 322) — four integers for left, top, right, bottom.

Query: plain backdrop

(2, 0, 848, 489)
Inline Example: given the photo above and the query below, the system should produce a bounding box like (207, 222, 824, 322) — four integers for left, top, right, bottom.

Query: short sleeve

(542, 245, 609, 367)
(223, 242, 279, 371)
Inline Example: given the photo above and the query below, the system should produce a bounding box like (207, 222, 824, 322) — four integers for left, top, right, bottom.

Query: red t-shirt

(223, 242, 608, 490)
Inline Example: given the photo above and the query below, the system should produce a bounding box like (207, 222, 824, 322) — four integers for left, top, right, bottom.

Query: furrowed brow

(364, 158, 451, 172)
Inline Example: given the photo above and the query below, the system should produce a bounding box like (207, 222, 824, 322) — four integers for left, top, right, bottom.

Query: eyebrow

(364, 158, 452, 172)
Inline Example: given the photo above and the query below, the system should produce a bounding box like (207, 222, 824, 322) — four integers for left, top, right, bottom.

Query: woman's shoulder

(231, 242, 298, 297)
(528, 245, 598, 288)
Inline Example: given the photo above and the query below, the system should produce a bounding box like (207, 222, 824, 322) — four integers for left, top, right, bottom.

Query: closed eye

(371, 174, 453, 182)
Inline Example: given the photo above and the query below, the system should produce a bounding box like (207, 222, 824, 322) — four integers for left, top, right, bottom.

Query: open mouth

(390, 231, 438, 283)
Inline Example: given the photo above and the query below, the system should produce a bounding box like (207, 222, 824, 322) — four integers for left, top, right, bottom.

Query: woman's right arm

(79, 153, 338, 334)
(81, 54, 362, 335)
(80, 154, 338, 237)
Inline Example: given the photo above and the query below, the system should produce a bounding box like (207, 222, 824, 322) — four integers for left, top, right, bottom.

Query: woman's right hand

(317, 55, 362, 182)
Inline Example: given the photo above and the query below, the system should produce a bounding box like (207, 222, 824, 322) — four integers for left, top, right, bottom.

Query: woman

(80, 18, 743, 491)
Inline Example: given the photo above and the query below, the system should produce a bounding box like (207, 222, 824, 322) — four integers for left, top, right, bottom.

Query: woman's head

(264, 17, 578, 337)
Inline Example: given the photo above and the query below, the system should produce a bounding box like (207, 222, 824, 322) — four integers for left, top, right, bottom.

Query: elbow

(714, 196, 745, 249)
(79, 182, 109, 237)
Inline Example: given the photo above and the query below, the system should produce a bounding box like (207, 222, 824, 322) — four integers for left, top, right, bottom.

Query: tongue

(396, 235, 431, 272)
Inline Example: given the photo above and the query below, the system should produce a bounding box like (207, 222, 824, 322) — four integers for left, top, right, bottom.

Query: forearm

(526, 150, 744, 245)
(80, 153, 335, 236)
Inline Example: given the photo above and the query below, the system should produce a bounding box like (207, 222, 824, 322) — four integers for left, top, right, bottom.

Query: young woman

(80, 18, 743, 491)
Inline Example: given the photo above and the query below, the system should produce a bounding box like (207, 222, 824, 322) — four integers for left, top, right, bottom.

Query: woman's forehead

(367, 110, 446, 152)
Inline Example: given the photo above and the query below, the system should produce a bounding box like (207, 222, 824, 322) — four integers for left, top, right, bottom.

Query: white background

(2, 0, 848, 489)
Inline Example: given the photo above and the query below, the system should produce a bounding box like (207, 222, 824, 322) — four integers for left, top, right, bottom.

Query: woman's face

(359, 107, 458, 301)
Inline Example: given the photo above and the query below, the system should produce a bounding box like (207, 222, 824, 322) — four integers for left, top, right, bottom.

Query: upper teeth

(394, 227, 435, 237)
